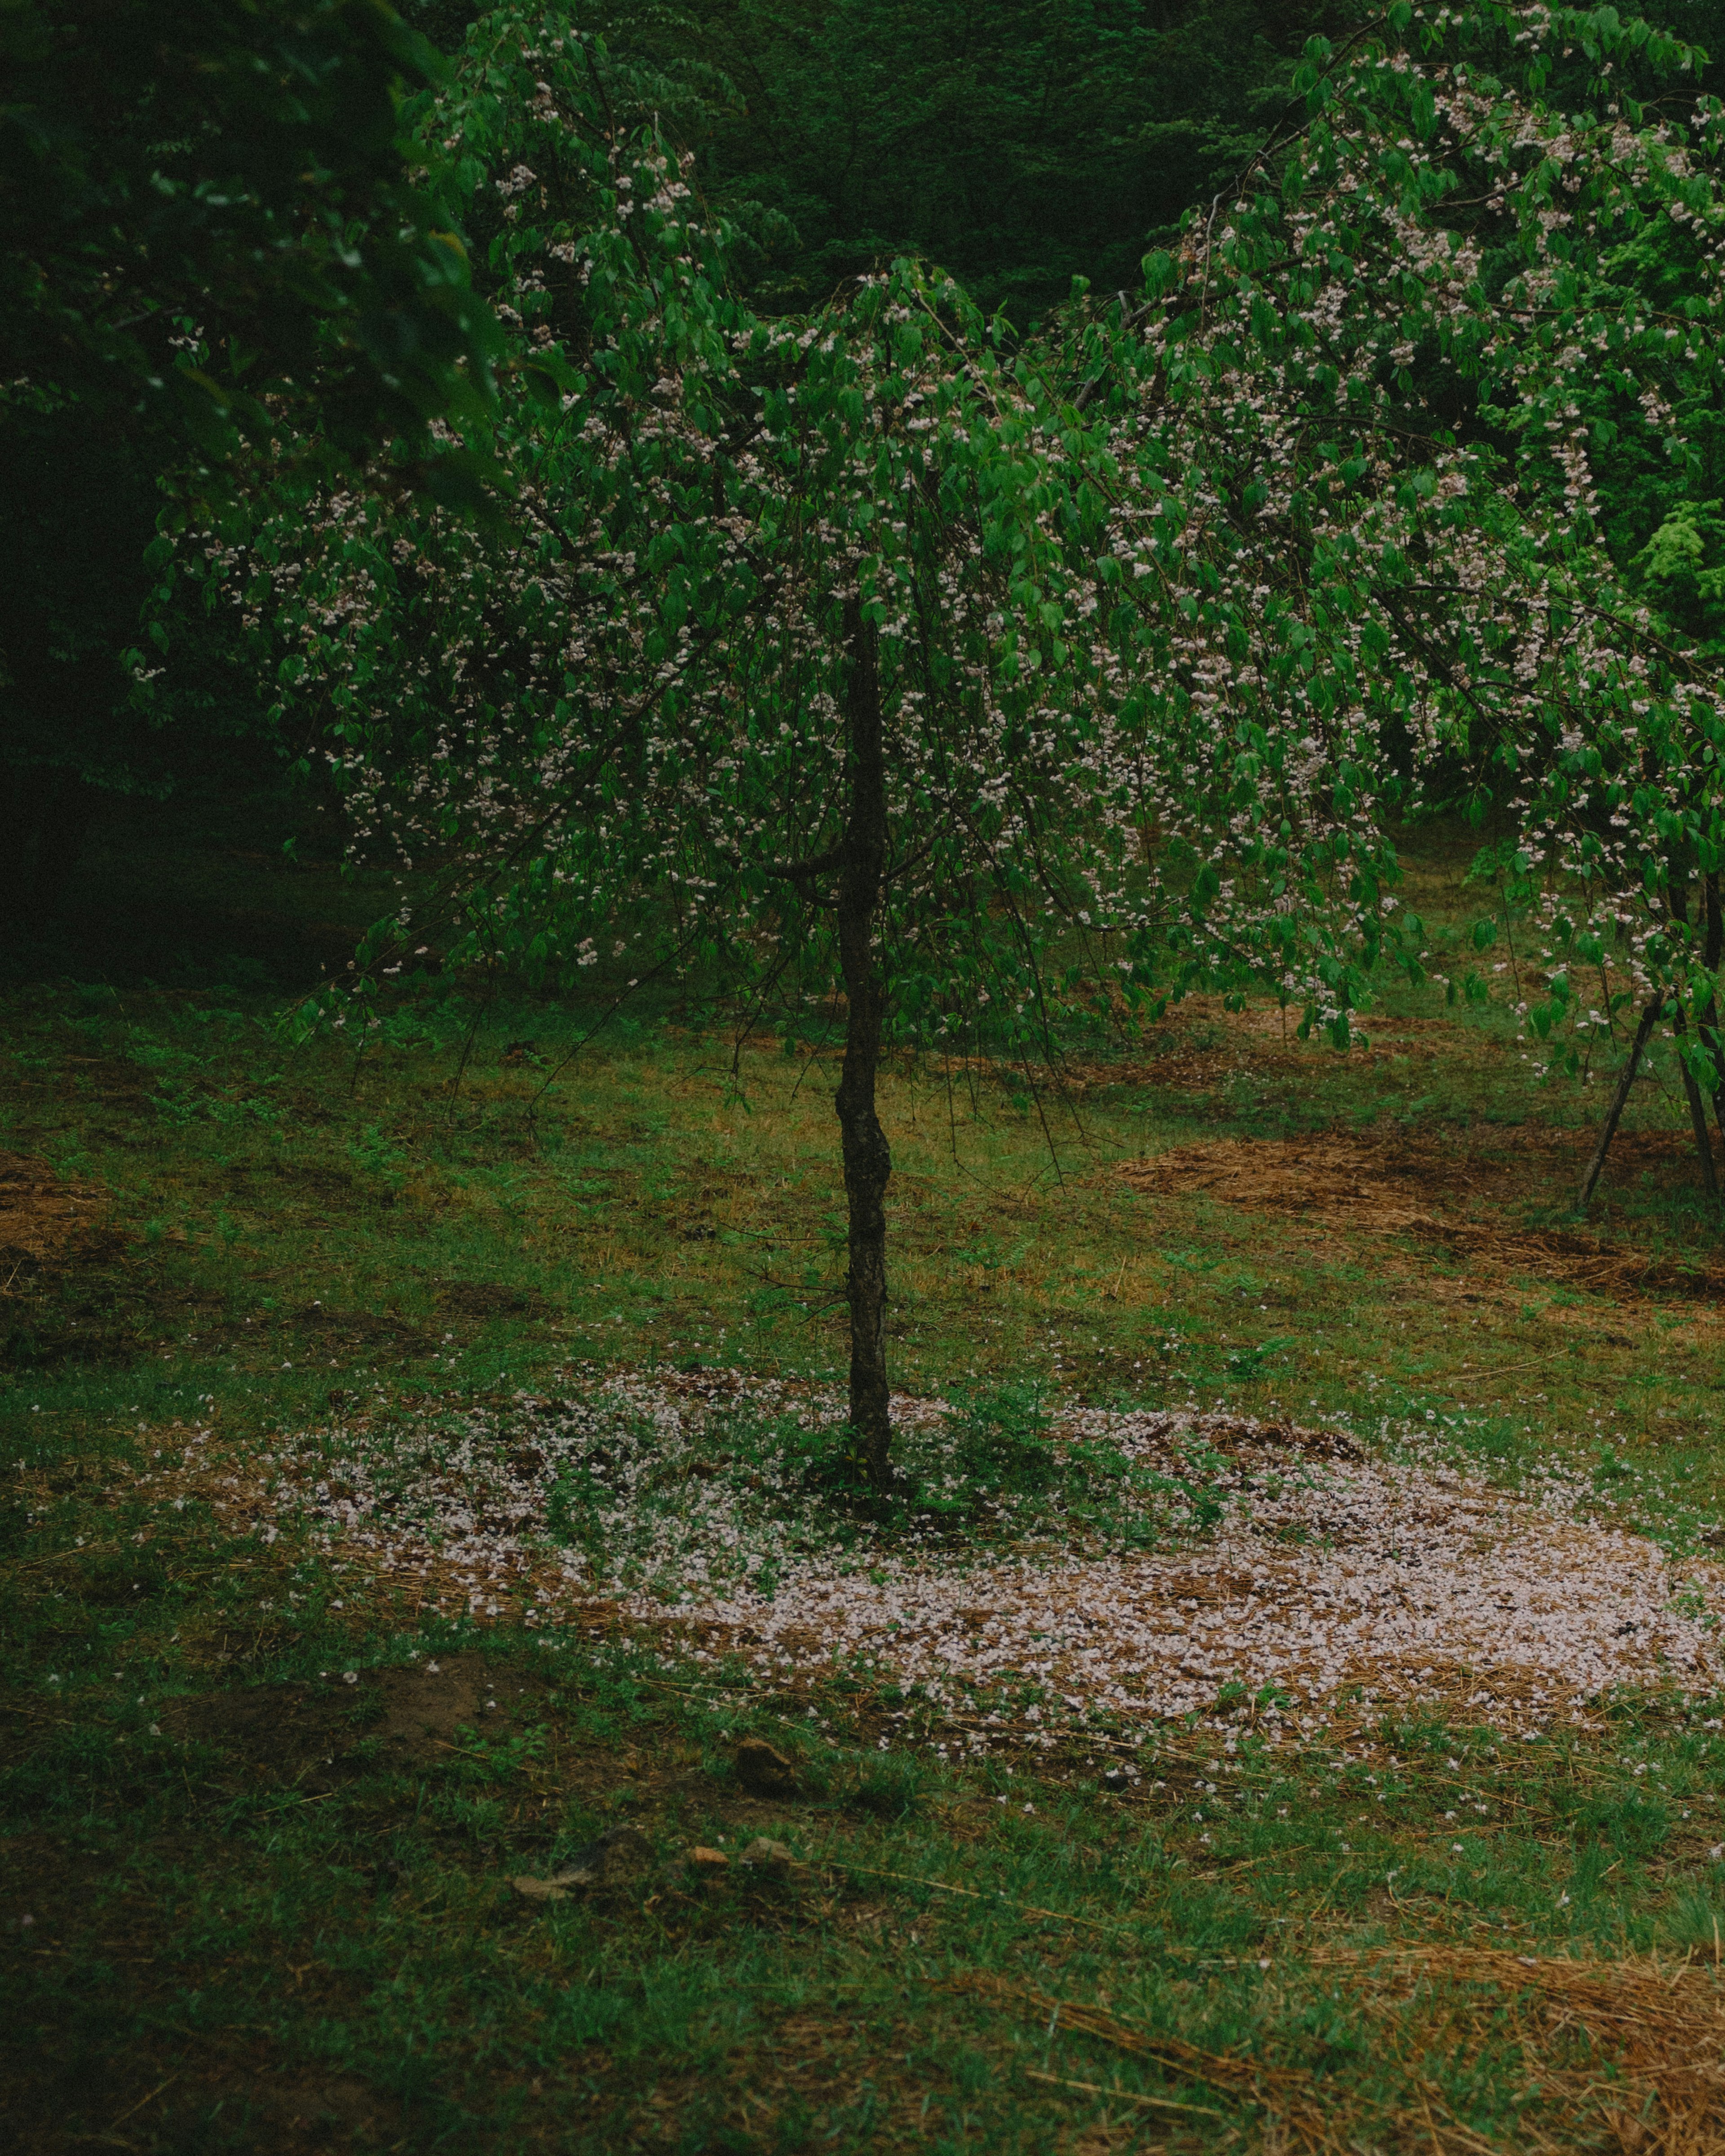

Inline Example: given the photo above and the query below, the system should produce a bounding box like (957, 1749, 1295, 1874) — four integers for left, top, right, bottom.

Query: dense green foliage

(0, 0, 502, 468)
(15, 0, 1725, 964)
(212, 3, 1725, 1032)
(603, 0, 1360, 320)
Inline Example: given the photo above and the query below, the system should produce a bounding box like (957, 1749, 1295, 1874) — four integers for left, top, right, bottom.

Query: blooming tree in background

(203, 0, 1725, 1478)
(1060, 0, 1725, 1193)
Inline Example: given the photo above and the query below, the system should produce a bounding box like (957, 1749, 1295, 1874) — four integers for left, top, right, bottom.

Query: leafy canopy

(194, 3, 1723, 1084)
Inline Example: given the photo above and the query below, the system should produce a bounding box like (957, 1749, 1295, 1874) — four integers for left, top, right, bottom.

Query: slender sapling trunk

(1577, 998, 1659, 1211)
(834, 601, 894, 1489)
(1704, 873, 1725, 1149)
(1673, 1005, 1721, 1204)
(1659, 882, 1720, 1201)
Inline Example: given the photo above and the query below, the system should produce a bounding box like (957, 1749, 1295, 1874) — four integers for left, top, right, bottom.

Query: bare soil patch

(1062, 1003, 1472, 1095)
(438, 1280, 553, 1320)
(287, 1301, 435, 1352)
(149, 1651, 816, 1848)
(0, 1152, 118, 1283)
(165, 1650, 536, 1786)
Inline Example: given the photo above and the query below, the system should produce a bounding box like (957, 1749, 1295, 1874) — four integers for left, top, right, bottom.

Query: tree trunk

(1578, 998, 1659, 1211)
(834, 600, 893, 1489)
(1704, 873, 1725, 1149)
(1662, 881, 1721, 1202)
(1673, 1005, 1721, 1203)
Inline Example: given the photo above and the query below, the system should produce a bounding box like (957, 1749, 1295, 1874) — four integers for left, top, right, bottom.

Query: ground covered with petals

(127, 1375, 1725, 1745)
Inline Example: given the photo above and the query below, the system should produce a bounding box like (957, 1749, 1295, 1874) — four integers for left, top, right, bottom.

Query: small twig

(1449, 1361, 1551, 1384)
(2, 1540, 120, 1570)
(1022, 2068, 1225, 2116)
(108, 2076, 180, 2131)
(827, 1859, 1125, 1933)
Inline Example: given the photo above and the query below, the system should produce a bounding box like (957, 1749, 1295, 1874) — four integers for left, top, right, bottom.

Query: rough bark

(833, 599, 893, 1489)
(1577, 998, 1659, 1212)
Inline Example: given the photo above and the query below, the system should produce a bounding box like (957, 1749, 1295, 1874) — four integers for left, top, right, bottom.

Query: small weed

(948, 1382, 1057, 1497)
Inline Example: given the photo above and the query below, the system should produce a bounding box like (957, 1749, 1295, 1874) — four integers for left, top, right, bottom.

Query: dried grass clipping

(1119, 1131, 1723, 1299)
(950, 1948, 1725, 2153)
(0, 1151, 112, 1282)
(1315, 1943, 1725, 2154)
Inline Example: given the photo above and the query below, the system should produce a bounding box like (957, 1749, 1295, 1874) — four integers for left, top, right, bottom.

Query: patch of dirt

(1188, 1415, 1366, 1467)
(248, 2070, 398, 2147)
(1119, 1129, 1725, 1300)
(287, 1303, 435, 1351)
(438, 1280, 553, 1320)
(166, 1652, 532, 1786)
(370, 1652, 509, 1756)
(2, 2031, 403, 2155)
(0, 1155, 135, 1369)
(0, 1153, 119, 1279)
(1057, 1001, 1474, 1096)
(49, 1055, 151, 1105)
(190, 1659, 792, 1824)
(267, 1162, 355, 1194)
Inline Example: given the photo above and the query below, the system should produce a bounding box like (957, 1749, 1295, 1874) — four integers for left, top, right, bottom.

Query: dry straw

(953, 1951, 1725, 2154)
(1119, 1130, 1723, 1299)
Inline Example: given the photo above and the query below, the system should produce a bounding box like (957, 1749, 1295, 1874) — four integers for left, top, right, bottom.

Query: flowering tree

(1055, 1, 1725, 1200)
(208, 0, 1725, 1481)
(216, 5, 1152, 1486)
(1362, 5, 1725, 1196)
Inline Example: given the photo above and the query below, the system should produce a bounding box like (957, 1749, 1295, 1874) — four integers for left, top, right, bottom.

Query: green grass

(7, 805, 1725, 2151)
(11, 1564, 1725, 2152)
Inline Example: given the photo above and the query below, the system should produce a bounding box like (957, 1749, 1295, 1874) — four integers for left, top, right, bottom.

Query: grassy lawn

(6, 803, 1725, 2152)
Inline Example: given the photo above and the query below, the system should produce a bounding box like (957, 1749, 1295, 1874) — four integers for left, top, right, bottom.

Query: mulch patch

(0, 1152, 121, 1284)
(1119, 1128, 1725, 1300)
